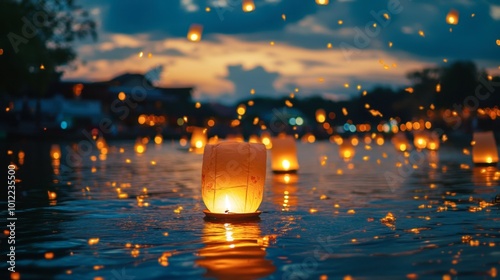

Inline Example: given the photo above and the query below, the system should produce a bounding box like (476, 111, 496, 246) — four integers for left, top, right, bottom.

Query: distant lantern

(446, 9, 459, 25)
(413, 133, 428, 150)
(472, 131, 499, 165)
(261, 132, 272, 149)
(50, 144, 61, 160)
(316, 0, 329, 5)
(339, 141, 355, 161)
(392, 132, 411, 152)
(187, 24, 203, 42)
(190, 127, 207, 154)
(271, 135, 299, 173)
(135, 140, 146, 154)
(202, 141, 266, 219)
(242, 0, 255, 12)
(426, 134, 440, 151)
(315, 109, 326, 123)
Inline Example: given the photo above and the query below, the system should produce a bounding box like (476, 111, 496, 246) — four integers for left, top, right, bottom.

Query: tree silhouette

(0, 0, 96, 124)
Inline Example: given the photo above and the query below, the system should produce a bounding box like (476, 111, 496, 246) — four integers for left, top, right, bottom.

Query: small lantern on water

(446, 9, 459, 25)
(339, 141, 355, 161)
(413, 133, 428, 150)
(50, 144, 61, 160)
(202, 141, 266, 220)
(271, 135, 299, 173)
(426, 133, 440, 151)
(392, 132, 411, 152)
(472, 131, 499, 165)
(190, 127, 207, 154)
(315, 109, 326, 123)
(316, 0, 329, 5)
(187, 24, 203, 42)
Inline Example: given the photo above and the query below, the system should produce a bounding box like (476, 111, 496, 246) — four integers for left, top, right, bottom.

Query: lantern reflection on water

(272, 173, 298, 212)
(202, 142, 266, 219)
(472, 131, 499, 165)
(271, 135, 299, 173)
(190, 127, 207, 154)
(472, 166, 499, 187)
(196, 222, 275, 279)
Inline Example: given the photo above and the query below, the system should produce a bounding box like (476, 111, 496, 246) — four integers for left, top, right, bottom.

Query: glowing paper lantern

(202, 142, 266, 219)
(187, 24, 203, 42)
(446, 9, 459, 25)
(316, 0, 329, 5)
(271, 135, 299, 173)
(339, 141, 355, 161)
(190, 127, 207, 154)
(261, 132, 272, 149)
(135, 140, 146, 154)
(413, 133, 428, 150)
(315, 109, 326, 123)
(50, 144, 61, 160)
(242, 0, 255, 12)
(472, 131, 499, 165)
(426, 134, 440, 151)
(196, 222, 275, 279)
(392, 133, 411, 152)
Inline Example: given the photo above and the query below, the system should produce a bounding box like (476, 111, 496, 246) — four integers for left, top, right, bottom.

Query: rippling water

(2, 140, 499, 280)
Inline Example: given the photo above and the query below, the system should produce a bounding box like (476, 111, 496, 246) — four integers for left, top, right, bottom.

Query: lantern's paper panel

(270, 136, 299, 172)
(472, 131, 499, 164)
(202, 142, 266, 213)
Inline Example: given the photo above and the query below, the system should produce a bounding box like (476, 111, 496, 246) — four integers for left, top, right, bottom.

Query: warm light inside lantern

(187, 24, 203, 42)
(413, 133, 428, 150)
(399, 144, 407, 152)
(316, 0, 329, 5)
(50, 144, 61, 160)
(472, 131, 499, 165)
(242, 0, 255, 12)
(271, 135, 299, 173)
(202, 142, 266, 214)
(446, 9, 459, 25)
(282, 160, 291, 171)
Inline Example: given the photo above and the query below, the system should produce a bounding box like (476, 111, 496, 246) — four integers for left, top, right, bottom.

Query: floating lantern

(316, 0, 329, 5)
(50, 144, 61, 160)
(202, 142, 266, 220)
(196, 222, 275, 279)
(271, 135, 299, 173)
(472, 131, 499, 165)
(413, 133, 428, 150)
(135, 141, 146, 154)
(154, 134, 163, 145)
(446, 9, 459, 25)
(392, 133, 411, 152)
(426, 134, 440, 151)
(315, 109, 326, 123)
(339, 141, 355, 161)
(242, 0, 255, 12)
(190, 127, 207, 154)
(261, 132, 272, 149)
(187, 24, 203, 42)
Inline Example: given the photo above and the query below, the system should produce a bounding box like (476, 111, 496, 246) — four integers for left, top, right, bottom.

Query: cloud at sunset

(63, 0, 500, 104)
